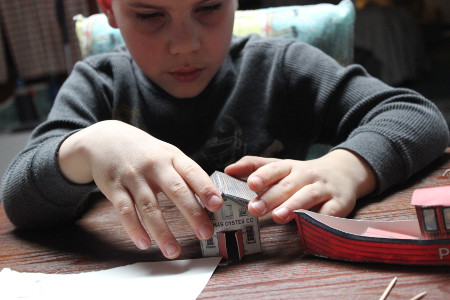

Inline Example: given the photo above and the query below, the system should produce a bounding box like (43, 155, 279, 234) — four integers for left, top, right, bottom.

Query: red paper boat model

(294, 186, 450, 265)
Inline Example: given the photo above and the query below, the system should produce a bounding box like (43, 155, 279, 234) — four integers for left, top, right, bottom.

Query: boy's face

(98, 0, 238, 98)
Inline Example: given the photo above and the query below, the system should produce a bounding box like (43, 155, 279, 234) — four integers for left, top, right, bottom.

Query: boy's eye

(136, 12, 164, 20)
(197, 2, 223, 14)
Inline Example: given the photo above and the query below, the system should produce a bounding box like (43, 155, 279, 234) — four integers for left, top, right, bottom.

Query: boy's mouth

(169, 67, 203, 83)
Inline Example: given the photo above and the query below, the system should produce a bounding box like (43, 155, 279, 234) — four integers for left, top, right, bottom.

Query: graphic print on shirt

(114, 104, 145, 130)
(200, 116, 247, 171)
(199, 116, 286, 171)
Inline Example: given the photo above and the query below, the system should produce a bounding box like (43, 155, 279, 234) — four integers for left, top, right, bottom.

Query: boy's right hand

(58, 120, 223, 259)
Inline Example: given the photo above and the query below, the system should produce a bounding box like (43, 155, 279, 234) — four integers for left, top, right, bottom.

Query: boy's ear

(97, 0, 118, 28)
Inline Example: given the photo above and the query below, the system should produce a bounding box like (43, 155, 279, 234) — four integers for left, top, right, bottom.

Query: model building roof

(411, 185, 450, 206)
(210, 171, 257, 207)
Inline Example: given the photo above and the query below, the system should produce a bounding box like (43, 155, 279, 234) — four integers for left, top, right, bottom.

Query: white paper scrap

(0, 257, 221, 300)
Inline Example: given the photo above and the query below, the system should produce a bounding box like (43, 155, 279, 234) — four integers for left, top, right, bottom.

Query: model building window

(239, 207, 248, 217)
(423, 208, 438, 231)
(221, 204, 234, 219)
(245, 225, 255, 243)
(444, 208, 450, 230)
(206, 237, 215, 248)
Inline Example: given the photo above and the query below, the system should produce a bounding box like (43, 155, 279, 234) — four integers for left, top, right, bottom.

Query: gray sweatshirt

(2, 35, 448, 228)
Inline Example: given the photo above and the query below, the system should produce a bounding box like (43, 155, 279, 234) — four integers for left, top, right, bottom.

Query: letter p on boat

(439, 248, 450, 260)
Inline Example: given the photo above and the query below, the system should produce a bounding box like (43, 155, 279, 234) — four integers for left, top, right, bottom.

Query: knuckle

(239, 155, 257, 165)
(150, 225, 170, 240)
(140, 200, 161, 217)
(197, 182, 209, 195)
(164, 141, 181, 152)
(179, 198, 205, 218)
(196, 180, 215, 198)
(304, 168, 319, 181)
(191, 205, 207, 218)
(182, 163, 199, 178)
(190, 207, 205, 219)
(119, 164, 140, 180)
(280, 178, 294, 192)
(142, 156, 162, 169)
(116, 200, 134, 217)
(325, 201, 342, 217)
(168, 181, 190, 197)
(305, 187, 321, 203)
(177, 199, 207, 221)
(240, 155, 253, 161)
(161, 142, 182, 158)
(105, 167, 119, 183)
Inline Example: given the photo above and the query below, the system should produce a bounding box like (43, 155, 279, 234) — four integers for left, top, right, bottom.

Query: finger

(121, 172, 181, 259)
(108, 186, 153, 251)
(318, 198, 354, 217)
(224, 156, 280, 179)
(155, 167, 214, 243)
(173, 156, 223, 212)
(246, 160, 293, 193)
(271, 183, 331, 224)
(130, 182, 181, 259)
(248, 170, 309, 216)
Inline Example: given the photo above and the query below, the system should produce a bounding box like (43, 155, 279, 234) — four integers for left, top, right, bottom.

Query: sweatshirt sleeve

(283, 42, 449, 194)
(0, 59, 113, 228)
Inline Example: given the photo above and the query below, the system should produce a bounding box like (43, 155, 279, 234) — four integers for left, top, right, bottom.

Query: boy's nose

(168, 20, 201, 55)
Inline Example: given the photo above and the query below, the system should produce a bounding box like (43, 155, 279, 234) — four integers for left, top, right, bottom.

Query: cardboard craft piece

(294, 186, 450, 265)
(412, 186, 450, 239)
(0, 258, 221, 300)
(200, 171, 261, 262)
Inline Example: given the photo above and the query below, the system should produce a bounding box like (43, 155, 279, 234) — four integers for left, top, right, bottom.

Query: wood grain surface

(2, 152, 450, 299)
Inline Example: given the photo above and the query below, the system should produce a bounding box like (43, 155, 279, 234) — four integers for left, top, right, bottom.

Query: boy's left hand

(224, 149, 377, 223)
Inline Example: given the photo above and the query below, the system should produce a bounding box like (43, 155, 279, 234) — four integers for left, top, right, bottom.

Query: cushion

(74, 14, 124, 59)
(74, 0, 355, 65)
(234, 0, 354, 65)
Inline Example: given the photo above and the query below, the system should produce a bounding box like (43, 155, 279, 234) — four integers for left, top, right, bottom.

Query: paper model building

(411, 185, 450, 239)
(200, 171, 261, 262)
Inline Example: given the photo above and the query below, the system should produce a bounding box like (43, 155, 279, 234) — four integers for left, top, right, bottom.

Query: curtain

(0, 0, 90, 81)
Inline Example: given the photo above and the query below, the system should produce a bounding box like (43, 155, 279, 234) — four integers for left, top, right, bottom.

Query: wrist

(326, 149, 377, 198)
(58, 130, 93, 184)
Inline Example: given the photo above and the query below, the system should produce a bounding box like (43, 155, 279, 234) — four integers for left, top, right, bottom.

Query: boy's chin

(170, 91, 202, 99)
(165, 85, 208, 99)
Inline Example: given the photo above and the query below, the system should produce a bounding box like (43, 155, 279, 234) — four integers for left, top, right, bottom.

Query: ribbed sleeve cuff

(31, 134, 96, 208)
(333, 131, 407, 194)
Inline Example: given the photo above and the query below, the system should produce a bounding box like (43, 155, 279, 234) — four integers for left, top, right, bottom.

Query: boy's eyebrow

(127, 1, 160, 9)
(127, 0, 214, 9)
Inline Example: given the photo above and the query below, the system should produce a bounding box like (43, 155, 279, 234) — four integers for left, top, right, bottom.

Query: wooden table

(2, 153, 450, 299)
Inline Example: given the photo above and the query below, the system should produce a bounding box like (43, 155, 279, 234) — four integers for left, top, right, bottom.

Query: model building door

(217, 230, 245, 261)
(235, 230, 245, 260)
(217, 232, 228, 259)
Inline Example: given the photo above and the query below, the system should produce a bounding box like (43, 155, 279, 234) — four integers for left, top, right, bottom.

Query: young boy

(1, 0, 448, 260)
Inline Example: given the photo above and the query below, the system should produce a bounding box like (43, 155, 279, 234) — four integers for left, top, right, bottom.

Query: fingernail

(198, 223, 213, 240)
(249, 176, 263, 190)
(273, 207, 291, 222)
(137, 238, 150, 250)
(251, 200, 266, 215)
(165, 242, 180, 258)
(208, 195, 222, 210)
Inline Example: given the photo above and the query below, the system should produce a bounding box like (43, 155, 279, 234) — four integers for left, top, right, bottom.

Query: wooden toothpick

(379, 277, 397, 300)
(409, 291, 427, 300)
